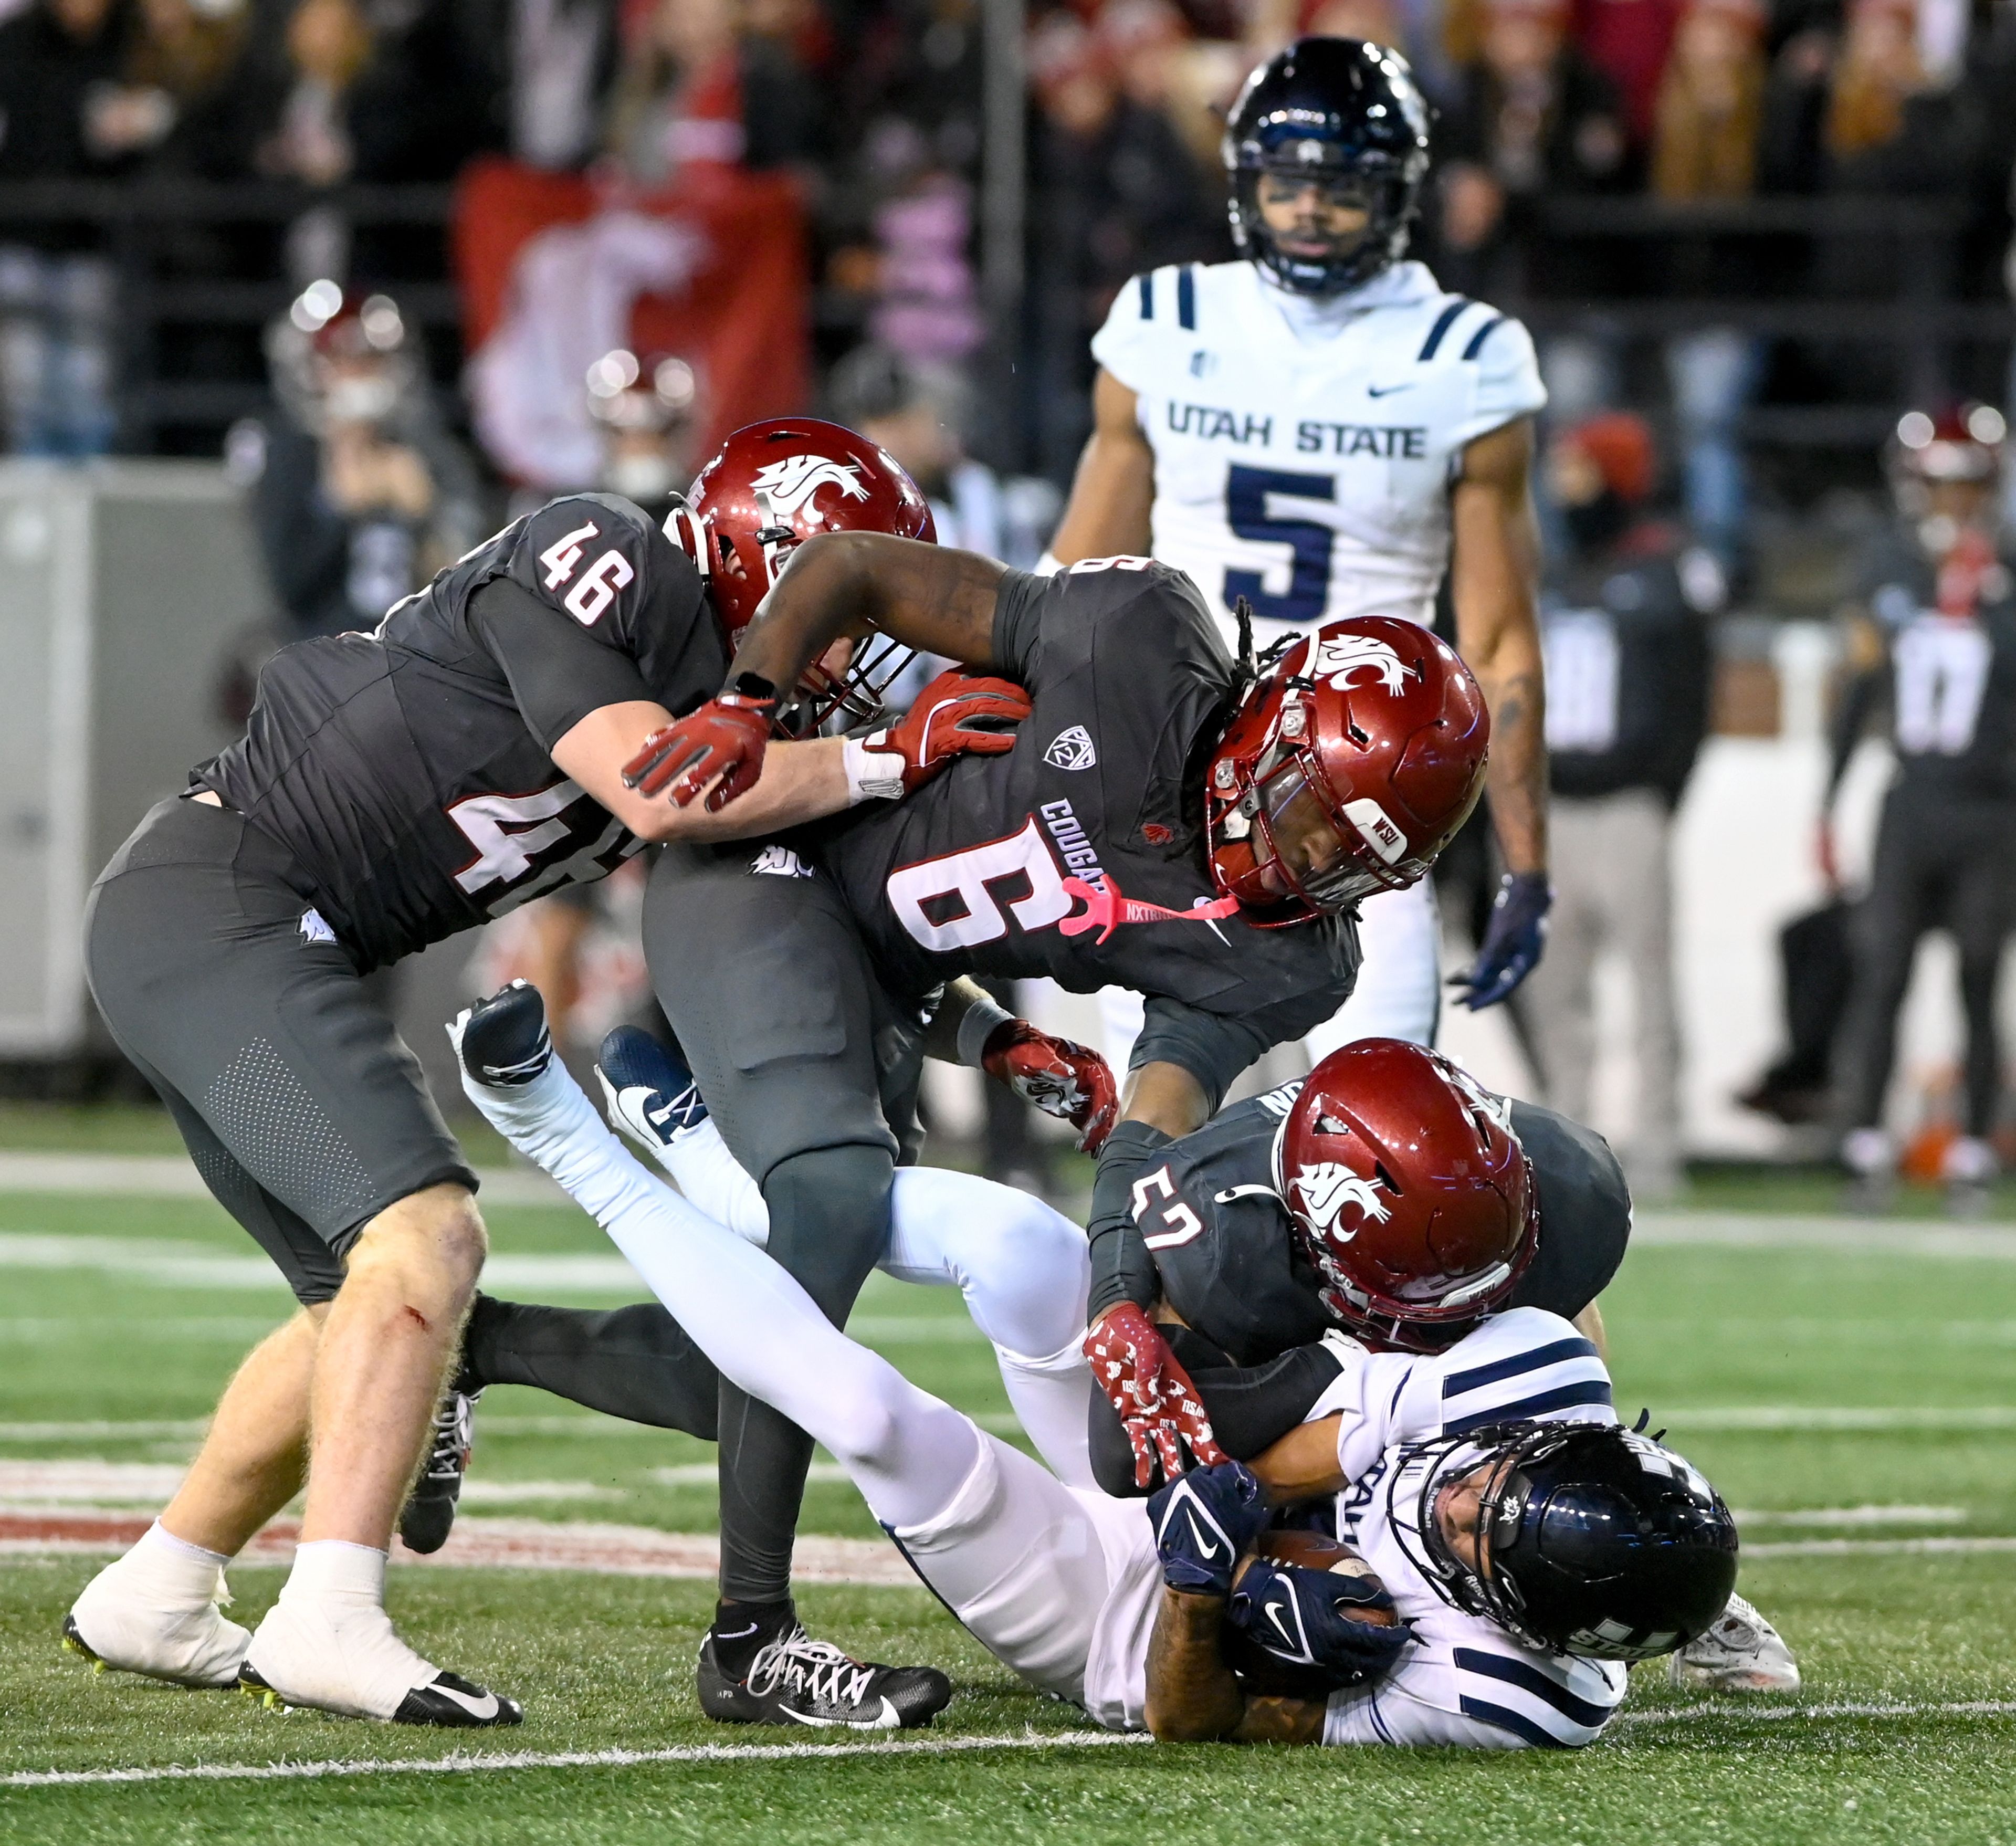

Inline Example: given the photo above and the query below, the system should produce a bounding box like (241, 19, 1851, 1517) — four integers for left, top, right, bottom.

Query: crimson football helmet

(667, 417, 937, 730)
(1272, 1040, 1537, 1353)
(1206, 617, 1488, 925)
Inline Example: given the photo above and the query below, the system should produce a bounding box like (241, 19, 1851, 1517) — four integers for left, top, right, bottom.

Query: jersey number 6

(1224, 465, 1336, 628)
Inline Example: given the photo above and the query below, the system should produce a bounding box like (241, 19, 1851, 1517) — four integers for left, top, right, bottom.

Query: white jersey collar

(1253, 259, 1440, 344)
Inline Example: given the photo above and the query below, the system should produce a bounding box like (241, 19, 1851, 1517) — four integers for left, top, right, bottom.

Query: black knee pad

(760, 1144, 894, 1322)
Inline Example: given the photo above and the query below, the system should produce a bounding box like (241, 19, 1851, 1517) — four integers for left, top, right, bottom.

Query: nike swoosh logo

(1184, 1509, 1222, 1560)
(427, 1680, 501, 1720)
(1264, 1602, 1297, 1648)
(782, 1696, 900, 1730)
(713, 1622, 762, 1642)
(1366, 382, 1413, 397)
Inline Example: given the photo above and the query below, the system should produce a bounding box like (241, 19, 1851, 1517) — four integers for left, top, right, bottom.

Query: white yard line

(9, 1701, 2016, 1790)
(1742, 1536, 2016, 1557)
(0, 1152, 568, 1208)
(1, 1728, 1149, 1789)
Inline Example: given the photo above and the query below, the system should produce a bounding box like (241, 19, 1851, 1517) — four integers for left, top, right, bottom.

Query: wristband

(727, 671, 778, 701)
(956, 996, 1017, 1069)
(842, 736, 905, 805)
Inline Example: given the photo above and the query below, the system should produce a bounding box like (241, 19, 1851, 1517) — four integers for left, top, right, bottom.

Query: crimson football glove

(623, 690, 777, 812)
(1084, 1302, 1228, 1491)
(981, 1020, 1118, 1153)
(862, 670, 1031, 794)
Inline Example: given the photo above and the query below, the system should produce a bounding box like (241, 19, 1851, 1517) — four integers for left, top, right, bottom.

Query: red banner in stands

(453, 157, 811, 489)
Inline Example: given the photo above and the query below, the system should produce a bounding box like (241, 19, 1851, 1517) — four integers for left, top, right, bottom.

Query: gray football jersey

(196, 494, 726, 970)
(811, 562, 1359, 1087)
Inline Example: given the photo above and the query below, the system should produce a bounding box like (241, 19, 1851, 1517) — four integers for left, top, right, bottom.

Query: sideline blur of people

(583, 345, 702, 512)
(1520, 413, 1718, 1202)
(1823, 404, 2016, 1214)
(220, 283, 482, 719)
(1435, 0, 1630, 305)
(1020, 9, 1222, 483)
(0, 0, 128, 454)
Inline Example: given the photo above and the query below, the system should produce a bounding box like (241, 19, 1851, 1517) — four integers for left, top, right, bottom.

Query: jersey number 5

(1224, 465, 1336, 627)
(1131, 1166, 1203, 1250)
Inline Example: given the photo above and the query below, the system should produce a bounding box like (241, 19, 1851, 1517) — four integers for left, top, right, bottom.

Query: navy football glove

(1227, 1556, 1412, 1692)
(1452, 870, 1552, 1011)
(1149, 1460, 1272, 1598)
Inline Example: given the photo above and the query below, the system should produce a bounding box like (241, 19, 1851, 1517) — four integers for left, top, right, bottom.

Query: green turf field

(3, 1181, 2014, 1843)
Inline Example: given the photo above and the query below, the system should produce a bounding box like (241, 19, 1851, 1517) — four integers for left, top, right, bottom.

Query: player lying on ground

(450, 1011, 1792, 1698)
(1077, 1036, 1799, 1695)
(452, 982, 1741, 1746)
(62, 422, 1012, 1726)
(547, 458, 1490, 1726)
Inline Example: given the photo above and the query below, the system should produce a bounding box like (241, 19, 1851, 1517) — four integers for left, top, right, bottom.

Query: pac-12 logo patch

(1309, 631, 1419, 695)
(749, 455, 869, 517)
(1044, 726, 1098, 771)
(1290, 1162, 1391, 1243)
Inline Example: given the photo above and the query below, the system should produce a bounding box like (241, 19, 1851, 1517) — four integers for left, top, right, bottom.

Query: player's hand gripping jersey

(811, 559, 1361, 1092)
(1138, 1081, 1632, 1367)
(1092, 260, 1545, 637)
(197, 494, 726, 969)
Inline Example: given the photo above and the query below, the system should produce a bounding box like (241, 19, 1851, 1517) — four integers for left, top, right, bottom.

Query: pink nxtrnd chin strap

(1057, 877, 1243, 947)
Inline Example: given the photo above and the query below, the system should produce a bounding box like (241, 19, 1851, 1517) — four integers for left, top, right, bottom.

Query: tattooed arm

(1450, 416, 1548, 878)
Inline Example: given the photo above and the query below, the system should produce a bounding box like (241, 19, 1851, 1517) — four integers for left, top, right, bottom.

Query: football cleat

(696, 1623, 952, 1730)
(398, 1385, 483, 1556)
(458, 980, 553, 1087)
(63, 1566, 249, 1690)
(1668, 1592, 1801, 1694)
(597, 1025, 709, 1151)
(242, 1595, 522, 1725)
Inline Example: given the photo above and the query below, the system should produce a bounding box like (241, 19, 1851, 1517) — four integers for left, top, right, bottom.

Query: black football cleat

(398, 1384, 483, 1556)
(238, 1661, 523, 1727)
(597, 1024, 710, 1153)
(459, 980, 553, 1088)
(697, 1623, 952, 1730)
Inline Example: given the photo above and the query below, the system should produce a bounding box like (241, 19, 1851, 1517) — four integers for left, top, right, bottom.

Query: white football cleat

(64, 1558, 250, 1690)
(242, 1593, 521, 1726)
(1668, 1592, 1801, 1694)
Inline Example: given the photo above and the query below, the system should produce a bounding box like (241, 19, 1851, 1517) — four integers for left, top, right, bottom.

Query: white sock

(648, 1118, 771, 1248)
(108, 1522, 230, 1608)
(463, 1053, 981, 1530)
(281, 1538, 387, 1610)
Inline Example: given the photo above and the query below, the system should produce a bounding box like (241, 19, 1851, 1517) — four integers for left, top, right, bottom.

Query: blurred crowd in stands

(3, 0, 2015, 1189)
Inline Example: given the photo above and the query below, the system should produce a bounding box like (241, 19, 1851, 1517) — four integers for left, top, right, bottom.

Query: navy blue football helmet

(1222, 37, 1432, 297)
(1396, 1419, 1740, 1661)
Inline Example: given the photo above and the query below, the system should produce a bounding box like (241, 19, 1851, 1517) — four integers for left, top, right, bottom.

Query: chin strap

(1058, 876, 1243, 947)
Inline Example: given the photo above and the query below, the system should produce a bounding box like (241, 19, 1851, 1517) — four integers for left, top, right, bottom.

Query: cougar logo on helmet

(1446, 1062, 1515, 1136)
(1292, 1162, 1391, 1242)
(749, 454, 870, 517)
(1309, 631, 1418, 695)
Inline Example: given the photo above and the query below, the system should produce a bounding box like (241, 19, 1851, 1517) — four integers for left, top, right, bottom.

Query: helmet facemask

(1231, 149, 1417, 297)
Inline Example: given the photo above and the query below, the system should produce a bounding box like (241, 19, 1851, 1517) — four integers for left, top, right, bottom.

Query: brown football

(1255, 1530, 1400, 1625)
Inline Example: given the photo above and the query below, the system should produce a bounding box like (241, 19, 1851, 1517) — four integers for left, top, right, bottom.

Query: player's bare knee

(345, 1186, 487, 1302)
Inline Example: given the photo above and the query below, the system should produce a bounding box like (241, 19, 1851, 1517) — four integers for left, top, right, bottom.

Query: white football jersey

(1089, 258, 1546, 647)
(1080, 1307, 1629, 1747)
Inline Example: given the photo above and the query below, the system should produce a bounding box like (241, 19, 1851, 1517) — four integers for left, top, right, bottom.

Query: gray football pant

(643, 840, 921, 1605)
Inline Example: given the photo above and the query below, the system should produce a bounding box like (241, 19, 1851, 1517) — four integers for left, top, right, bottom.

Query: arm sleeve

(1087, 1119, 1174, 1318)
(1130, 997, 1282, 1115)
(1825, 665, 1884, 806)
(1449, 313, 1548, 451)
(469, 575, 658, 753)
